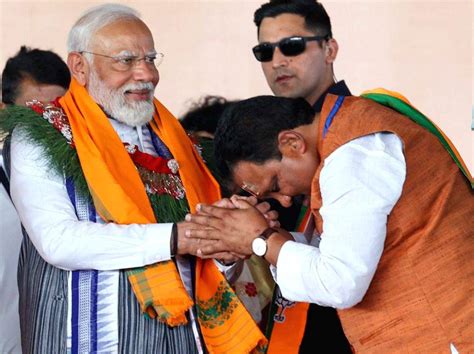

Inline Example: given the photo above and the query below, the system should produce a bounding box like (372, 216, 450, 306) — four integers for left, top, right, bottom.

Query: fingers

(256, 202, 280, 227)
(195, 203, 237, 218)
(230, 194, 258, 206)
(268, 219, 281, 228)
(185, 213, 223, 230)
(229, 195, 253, 209)
(212, 198, 235, 209)
(263, 209, 279, 220)
(255, 201, 271, 214)
(197, 242, 252, 258)
(184, 226, 222, 240)
(176, 229, 218, 256)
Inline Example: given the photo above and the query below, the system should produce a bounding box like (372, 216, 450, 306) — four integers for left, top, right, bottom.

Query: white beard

(88, 69, 155, 127)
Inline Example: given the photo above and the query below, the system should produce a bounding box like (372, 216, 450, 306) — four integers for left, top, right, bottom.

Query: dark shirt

(0, 166, 8, 194)
(313, 80, 352, 112)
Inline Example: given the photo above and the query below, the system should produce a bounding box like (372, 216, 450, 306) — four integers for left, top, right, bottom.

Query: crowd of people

(0, 1, 472, 353)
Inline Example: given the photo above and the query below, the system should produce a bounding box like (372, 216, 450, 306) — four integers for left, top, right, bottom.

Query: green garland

(0, 105, 189, 223)
(0, 105, 90, 197)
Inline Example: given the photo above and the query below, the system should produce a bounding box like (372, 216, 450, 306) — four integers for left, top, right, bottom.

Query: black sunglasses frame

(252, 35, 330, 62)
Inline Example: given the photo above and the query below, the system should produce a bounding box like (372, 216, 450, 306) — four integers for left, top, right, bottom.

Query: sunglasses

(252, 35, 329, 62)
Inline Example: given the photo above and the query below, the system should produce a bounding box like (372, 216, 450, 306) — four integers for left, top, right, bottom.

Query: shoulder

(321, 133, 406, 209)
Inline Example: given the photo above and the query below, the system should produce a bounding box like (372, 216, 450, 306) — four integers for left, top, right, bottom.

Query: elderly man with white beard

(0, 4, 267, 353)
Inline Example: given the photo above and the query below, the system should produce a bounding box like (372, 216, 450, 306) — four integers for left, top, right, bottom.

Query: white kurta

(273, 132, 406, 308)
(9, 120, 236, 353)
(0, 171, 22, 354)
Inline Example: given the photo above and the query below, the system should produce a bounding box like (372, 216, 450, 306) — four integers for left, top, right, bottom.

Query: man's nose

(272, 47, 290, 69)
(269, 193, 293, 208)
(132, 60, 158, 82)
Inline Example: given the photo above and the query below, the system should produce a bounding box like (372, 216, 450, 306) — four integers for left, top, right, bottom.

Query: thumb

(230, 195, 253, 209)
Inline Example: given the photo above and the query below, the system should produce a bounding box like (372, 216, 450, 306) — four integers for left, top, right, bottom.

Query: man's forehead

(258, 13, 313, 42)
(91, 18, 155, 52)
(233, 160, 262, 180)
(233, 160, 274, 188)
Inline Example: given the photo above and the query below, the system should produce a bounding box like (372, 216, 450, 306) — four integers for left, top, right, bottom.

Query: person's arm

(185, 132, 406, 309)
(10, 129, 175, 271)
(274, 133, 406, 308)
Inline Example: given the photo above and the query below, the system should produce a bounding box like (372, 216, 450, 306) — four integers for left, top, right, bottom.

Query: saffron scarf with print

(265, 207, 311, 354)
(59, 78, 266, 353)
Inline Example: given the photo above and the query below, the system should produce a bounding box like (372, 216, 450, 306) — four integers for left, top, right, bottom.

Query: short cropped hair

(214, 95, 315, 181)
(1, 46, 70, 105)
(67, 3, 141, 53)
(254, 0, 332, 38)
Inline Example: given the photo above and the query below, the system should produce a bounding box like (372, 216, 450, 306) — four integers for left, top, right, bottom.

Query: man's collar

(312, 80, 351, 113)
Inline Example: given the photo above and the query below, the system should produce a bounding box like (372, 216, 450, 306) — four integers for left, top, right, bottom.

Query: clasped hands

(176, 195, 279, 263)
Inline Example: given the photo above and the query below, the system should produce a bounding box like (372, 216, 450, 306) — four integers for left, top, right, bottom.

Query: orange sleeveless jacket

(311, 95, 473, 352)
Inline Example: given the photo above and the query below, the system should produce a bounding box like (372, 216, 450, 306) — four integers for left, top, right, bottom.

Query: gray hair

(67, 3, 141, 53)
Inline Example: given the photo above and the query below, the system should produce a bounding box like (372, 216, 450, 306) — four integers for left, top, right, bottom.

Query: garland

(0, 101, 189, 223)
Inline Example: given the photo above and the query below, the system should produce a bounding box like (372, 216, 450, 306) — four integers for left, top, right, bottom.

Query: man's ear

(277, 130, 307, 157)
(324, 38, 338, 64)
(67, 52, 89, 86)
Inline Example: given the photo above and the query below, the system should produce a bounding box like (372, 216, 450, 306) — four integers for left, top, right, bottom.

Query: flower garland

(0, 100, 190, 223)
(29, 99, 186, 201)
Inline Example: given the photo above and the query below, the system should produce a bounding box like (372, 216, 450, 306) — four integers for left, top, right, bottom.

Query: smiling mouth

(125, 89, 151, 100)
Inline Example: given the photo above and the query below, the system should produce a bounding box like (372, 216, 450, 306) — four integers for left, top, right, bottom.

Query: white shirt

(274, 132, 406, 309)
(0, 182, 22, 354)
(9, 121, 234, 275)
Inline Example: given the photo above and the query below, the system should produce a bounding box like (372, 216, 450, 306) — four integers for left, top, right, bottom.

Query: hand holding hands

(183, 195, 279, 258)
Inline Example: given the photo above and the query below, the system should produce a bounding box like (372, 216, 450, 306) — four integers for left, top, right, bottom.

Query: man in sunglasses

(253, 0, 350, 112)
(250, 0, 352, 352)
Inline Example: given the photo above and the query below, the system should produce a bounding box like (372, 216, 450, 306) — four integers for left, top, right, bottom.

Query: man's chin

(116, 114, 153, 127)
(112, 103, 155, 126)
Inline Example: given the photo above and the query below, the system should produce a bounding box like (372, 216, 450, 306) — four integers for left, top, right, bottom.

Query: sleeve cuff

(275, 240, 320, 301)
(141, 222, 174, 263)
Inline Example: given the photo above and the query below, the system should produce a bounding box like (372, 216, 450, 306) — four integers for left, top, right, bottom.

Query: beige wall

(1, 0, 472, 172)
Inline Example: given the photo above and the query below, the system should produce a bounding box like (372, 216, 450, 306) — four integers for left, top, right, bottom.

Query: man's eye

(145, 56, 156, 64)
(117, 57, 134, 65)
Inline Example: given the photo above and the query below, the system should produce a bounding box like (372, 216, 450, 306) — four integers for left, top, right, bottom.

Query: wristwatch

(252, 227, 277, 257)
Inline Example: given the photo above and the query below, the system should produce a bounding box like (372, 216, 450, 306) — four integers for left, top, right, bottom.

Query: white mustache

(121, 82, 155, 94)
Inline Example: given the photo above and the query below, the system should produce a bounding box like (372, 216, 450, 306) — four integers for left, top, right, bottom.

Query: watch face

(252, 237, 267, 256)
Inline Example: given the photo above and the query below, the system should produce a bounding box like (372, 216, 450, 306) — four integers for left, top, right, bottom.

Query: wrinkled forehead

(90, 18, 155, 54)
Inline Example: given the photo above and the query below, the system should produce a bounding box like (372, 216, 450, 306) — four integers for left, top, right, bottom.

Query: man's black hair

(180, 95, 234, 135)
(214, 95, 315, 182)
(254, 0, 332, 38)
(2, 46, 70, 104)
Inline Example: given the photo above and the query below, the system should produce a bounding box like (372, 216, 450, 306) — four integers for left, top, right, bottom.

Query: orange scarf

(59, 78, 266, 353)
(266, 208, 311, 354)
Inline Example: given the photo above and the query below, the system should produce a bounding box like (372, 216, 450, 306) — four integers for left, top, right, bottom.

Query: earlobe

(325, 39, 339, 64)
(67, 52, 88, 86)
